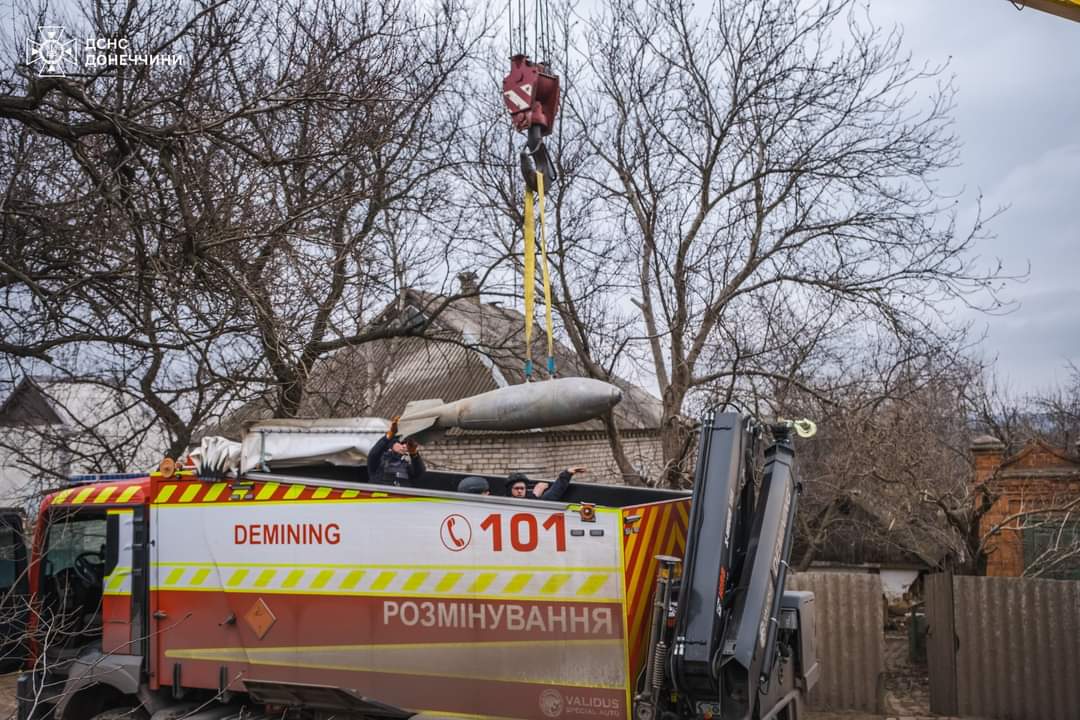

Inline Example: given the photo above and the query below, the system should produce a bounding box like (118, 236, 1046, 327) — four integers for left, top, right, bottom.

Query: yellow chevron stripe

(118, 486, 141, 503)
(203, 483, 227, 502)
(226, 569, 249, 587)
(468, 573, 497, 593)
(155, 485, 177, 503)
(371, 571, 396, 591)
(503, 573, 533, 594)
(53, 488, 75, 504)
(153, 561, 617, 572)
(436, 572, 462, 592)
(254, 569, 277, 588)
(149, 563, 620, 601)
(93, 486, 117, 503)
(540, 573, 571, 595)
(340, 570, 364, 589)
(311, 570, 334, 590)
(179, 484, 201, 503)
(256, 482, 279, 501)
(577, 574, 609, 597)
(403, 572, 429, 591)
(72, 487, 95, 504)
(284, 484, 305, 500)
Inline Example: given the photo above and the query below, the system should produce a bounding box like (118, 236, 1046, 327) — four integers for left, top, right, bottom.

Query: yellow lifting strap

(522, 171, 556, 378)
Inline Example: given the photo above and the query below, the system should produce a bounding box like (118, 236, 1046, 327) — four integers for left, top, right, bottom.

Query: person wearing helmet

(457, 476, 491, 495)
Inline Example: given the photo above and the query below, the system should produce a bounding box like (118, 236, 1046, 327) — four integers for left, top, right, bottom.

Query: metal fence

(926, 573, 1080, 720)
(787, 571, 884, 712)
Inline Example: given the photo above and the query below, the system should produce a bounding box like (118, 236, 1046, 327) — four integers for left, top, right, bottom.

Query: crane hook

(520, 124, 557, 192)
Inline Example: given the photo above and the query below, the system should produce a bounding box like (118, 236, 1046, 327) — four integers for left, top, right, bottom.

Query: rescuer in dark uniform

(457, 476, 491, 495)
(367, 416, 426, 486)
(505, 467, 585, 501)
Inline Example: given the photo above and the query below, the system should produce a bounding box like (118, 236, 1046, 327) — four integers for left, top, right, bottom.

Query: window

(43, 513, 107, 577)
(1023, 516, 1080, 580)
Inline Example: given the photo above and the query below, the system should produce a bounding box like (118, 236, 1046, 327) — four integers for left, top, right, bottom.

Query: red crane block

(502, 54, 560, 136)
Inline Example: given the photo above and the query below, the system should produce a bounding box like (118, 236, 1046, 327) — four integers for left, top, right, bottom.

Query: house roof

(997, 438, 1080, 477)
(209, 287, 663, 438)
(0, 377, 63, 426)
(794, 489, 958, 569)
(0, 376, 161, 434)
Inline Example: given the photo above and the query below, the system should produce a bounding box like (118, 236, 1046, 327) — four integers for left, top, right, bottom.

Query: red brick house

(971, 435, 1080, 578)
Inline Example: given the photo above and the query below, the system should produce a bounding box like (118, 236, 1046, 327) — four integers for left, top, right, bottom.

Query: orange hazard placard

(244, 598, 277, 640)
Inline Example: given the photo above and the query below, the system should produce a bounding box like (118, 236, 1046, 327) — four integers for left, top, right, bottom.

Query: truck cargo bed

(144, 473, 690, 720)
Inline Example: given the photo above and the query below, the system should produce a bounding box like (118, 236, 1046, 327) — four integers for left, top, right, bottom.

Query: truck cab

(21, 478, 148, 720)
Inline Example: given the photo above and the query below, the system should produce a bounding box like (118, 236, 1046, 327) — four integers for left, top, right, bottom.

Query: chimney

(970, 434, 1006, 485)
(457, 271, 480, 304)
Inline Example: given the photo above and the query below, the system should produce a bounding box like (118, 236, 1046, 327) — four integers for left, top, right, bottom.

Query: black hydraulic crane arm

(670, 412, 753, 695)
(669, 412, 801, 719)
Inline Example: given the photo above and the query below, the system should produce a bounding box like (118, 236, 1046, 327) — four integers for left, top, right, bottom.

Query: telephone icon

(439, 514, 471, 552)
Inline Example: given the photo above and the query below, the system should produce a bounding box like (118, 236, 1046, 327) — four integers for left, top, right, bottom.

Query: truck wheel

(90, 709, 150, 720)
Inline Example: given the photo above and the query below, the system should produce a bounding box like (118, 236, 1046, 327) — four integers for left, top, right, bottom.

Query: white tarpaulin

(239, 417, 389, 473)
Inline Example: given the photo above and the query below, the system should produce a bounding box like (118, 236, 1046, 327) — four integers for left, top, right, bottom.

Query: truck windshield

(44, 514, 107, 577)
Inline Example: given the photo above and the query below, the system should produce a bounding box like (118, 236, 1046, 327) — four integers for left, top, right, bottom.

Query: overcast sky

(869, 0, 1079, 394)
(4, 0, 1076, 398)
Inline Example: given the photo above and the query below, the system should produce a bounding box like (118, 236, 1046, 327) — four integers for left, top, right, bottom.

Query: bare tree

(545, 0, 1012, 486)
(0, 0, 490, 484)
(782, 351, 977, 571)
(786, 355, 1080, 576)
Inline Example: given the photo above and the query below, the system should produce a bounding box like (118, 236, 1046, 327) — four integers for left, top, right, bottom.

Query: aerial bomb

(396, 377, 623, 440)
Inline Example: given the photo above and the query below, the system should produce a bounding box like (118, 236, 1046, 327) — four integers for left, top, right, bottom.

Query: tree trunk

(659, 384, 694, 488)
(600, 411, 642, 486)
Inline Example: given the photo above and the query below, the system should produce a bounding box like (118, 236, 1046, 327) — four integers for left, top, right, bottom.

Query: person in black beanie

(505, 467, 585, 501)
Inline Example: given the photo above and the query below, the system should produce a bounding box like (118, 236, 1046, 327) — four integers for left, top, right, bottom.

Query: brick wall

(972, 437, 1080, 577)
(421, 430, 665, 485)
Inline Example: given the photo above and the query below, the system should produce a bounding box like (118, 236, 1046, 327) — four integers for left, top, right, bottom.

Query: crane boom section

(1012, 0, 1080, 22)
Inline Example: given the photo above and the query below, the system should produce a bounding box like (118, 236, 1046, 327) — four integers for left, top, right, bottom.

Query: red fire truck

(16, 412, 817, 720)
